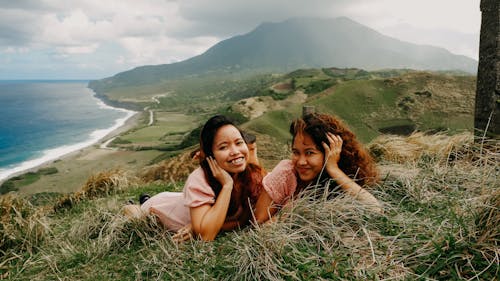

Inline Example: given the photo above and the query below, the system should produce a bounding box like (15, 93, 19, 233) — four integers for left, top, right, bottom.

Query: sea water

(0, 80, 136, 181)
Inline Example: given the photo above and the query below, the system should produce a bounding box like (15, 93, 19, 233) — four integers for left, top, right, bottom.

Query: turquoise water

(0, 80, 135, 181)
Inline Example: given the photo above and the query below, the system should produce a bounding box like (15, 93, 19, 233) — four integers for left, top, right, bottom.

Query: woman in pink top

(124, 115, 264, 241)
(254, 113, 382, 223)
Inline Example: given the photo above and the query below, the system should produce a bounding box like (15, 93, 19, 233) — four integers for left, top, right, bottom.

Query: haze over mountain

(89, 17, 477, 93)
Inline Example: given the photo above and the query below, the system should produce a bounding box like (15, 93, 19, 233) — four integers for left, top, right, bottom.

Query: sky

(0, 0, 481, 80)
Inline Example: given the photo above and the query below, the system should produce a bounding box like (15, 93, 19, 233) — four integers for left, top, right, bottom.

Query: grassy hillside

(1, 133, 498, 280)
(243, 69, 475, 143)
(0, 68, 476, 194)
(0, 68, 484, 280)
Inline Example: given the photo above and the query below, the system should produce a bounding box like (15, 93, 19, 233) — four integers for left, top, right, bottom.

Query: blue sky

(0, 0, 481, 80)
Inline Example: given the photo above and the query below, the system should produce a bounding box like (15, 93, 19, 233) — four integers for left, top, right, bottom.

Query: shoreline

(0, 100, 141, 185)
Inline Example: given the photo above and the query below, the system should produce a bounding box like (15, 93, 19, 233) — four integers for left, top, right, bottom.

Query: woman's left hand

(172, 223, 193, 242)
(322, 132, 343, 172)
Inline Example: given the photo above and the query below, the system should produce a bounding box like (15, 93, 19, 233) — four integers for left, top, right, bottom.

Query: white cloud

(0, 0, 481, 78)
(2, 47, 30, 54)
(118, 35, 218, 65)
(55, 43, 99, 55)
(345, 0, 480, 33)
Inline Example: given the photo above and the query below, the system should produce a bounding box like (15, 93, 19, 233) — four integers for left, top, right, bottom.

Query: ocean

(0, 80, 136, 181)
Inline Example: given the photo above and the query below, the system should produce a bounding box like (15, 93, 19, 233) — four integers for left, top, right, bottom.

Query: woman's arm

(190, 157, 234, 241)
(323, 133, 383, 213)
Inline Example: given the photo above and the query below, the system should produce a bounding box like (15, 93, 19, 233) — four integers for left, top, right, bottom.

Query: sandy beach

(1, 111, 165, 195)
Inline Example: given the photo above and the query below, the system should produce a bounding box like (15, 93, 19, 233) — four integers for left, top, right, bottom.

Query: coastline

(12, 109, 160, 196)
(0, 96, 140, 185)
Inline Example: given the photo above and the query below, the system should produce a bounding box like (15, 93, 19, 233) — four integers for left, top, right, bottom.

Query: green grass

(0, 68, 481, 279)
(0, 167, 59, 194)
(99, 68, 474, 146)
(244, 108, 301, 144)
(116, 112, 200, 147)
(1, 133, 498, 280)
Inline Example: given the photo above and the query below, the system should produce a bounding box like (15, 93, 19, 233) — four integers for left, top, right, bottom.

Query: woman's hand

(172, 224, 193, 242)
(322, 132, 383, 213)
(322, 132, 343, 174)
(207, 156, 233, 188)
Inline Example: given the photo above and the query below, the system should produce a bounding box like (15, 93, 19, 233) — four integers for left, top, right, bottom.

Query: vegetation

(1, 132, 498, 280)
(88, 17, 476, 103)
(0, 66, 485, 280)
(0, 167, 58, 194)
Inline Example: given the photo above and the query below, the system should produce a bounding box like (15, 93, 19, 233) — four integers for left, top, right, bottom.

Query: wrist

(326, 166, 343, 178)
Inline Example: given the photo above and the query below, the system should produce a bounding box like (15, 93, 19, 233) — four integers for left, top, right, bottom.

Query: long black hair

(198, 115, 264, 224)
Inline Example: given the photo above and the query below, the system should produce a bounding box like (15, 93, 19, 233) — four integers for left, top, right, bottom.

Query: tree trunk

(475, 0, 500, 139)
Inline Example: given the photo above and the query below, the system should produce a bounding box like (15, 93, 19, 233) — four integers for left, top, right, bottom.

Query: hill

(235, 68, 476, 143)
(1, 69, 476, 196)
(2, 132, 498, 280)
(88, 17, 477, 105)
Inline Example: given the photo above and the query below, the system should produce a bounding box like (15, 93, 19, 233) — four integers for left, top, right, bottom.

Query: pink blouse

(140, 167, 216, 231)
(262, 160, 298, 205)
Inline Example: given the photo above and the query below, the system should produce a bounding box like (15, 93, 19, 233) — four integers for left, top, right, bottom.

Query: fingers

(322, 133, 342, 153)
(207, 156, 233, 186)
(172, 231, 192, 242)
(207, 156, 220, 176)
(172, 225, 193, 242)
(329, 133, 343, 152)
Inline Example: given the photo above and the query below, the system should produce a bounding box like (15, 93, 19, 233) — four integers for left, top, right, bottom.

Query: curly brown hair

(290, 113, 379, 186)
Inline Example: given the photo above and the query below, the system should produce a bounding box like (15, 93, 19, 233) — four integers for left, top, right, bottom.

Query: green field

(114, 112, 201, 148)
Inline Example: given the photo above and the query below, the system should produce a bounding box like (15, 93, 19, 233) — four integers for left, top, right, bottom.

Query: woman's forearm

(253, 190, 278, 224)
(328, 167, 383, 213)
(192, 184, 233, 240)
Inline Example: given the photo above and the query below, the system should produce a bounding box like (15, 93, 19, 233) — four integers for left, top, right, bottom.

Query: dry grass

(53, 168, 137, 212)
(139, 149, 199, 184)
(1, 132, 498, 280)
(367, 131, 474, 163)
(0, 195, 50, 272)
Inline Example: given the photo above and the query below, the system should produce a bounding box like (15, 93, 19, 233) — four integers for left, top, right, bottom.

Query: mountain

(89, 17, 477, 96)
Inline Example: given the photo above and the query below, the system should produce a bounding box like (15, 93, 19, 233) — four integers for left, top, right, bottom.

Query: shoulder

(184, 167, 213, 196)
(262, 160, 297, 205)
(273, 160, 295, 174)
(185, 167, 209, 186)
(184, 167, 215, 207)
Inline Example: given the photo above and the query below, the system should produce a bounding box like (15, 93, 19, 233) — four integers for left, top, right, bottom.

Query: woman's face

(212, 125, 249, 174)
(292, 132, 325, 183)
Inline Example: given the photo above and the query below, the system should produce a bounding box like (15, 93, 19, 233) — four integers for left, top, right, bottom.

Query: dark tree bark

(475, 0, 500, 138)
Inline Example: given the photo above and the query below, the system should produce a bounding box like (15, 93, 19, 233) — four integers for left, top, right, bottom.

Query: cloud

(118, 35, 218, 65)
(175, 0, 353, 37)
(346, 0, 480, 33)
(0, 0, 481, 79)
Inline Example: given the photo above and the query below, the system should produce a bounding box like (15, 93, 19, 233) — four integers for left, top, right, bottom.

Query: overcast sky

(0, 0, 481, 80)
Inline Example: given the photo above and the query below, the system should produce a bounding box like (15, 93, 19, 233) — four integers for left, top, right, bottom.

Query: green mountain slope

(242, 69, 476, 143)
(88, 17, 477, 104)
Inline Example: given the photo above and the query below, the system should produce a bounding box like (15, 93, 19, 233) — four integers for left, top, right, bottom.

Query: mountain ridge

(89, 17, 477, 99)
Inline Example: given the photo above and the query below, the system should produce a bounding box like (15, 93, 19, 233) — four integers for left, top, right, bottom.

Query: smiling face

(291, 132, 325, 183)
(211, 125, 249, 174)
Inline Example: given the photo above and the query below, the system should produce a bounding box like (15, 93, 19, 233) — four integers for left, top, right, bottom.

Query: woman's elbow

(254, 207, 277, 224)
(254, 212, 270, 224)
(196, 230, 218, 241)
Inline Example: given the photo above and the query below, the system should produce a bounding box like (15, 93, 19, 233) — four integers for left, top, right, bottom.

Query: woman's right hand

(207, 156, 233, 188)
(322, 132, 343, 175)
